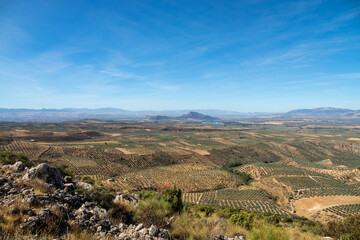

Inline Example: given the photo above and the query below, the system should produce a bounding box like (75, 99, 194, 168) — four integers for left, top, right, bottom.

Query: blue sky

(0, 0, 359, 112)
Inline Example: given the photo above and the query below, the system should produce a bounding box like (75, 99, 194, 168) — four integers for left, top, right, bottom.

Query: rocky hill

(144, 111, 219, 122)
(177, 112, 219, 121)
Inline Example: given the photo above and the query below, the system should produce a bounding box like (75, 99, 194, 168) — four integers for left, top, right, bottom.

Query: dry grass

(25, 178, 54, 195)
(171, 211, 247, 240)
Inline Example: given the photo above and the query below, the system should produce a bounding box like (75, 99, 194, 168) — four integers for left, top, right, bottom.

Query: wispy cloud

(258, 46, 313, 67)
(100, 69, 145, 79)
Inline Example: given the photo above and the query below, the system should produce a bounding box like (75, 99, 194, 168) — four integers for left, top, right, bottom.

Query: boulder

(159, 229, 171, 239)
(75, 181, 94, 191)
(135, 223, 144, 231)
(12, 161, 25, 172)
(22, 194, 39, 206)
(22, 164, 64, 189)
(63, 176, 73, 183)
(22, 207, 36, 216)
(149, 224, 159, 236)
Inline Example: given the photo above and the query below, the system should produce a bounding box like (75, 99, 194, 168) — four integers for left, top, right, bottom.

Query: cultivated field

(1, 119, 360, 221)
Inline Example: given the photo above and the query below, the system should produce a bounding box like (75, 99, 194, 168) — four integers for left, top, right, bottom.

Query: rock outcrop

(0, 162, 173, 239)
(22, 163, 64, 189)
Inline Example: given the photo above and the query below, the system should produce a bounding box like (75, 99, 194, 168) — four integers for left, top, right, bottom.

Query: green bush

(138, 191, 156, 200)
(0, 151, 31, 167)
(196, 204, 216, 216)
(326, 214, 360, 240)
(77, 186, 115, 209)
(79, 175, 95, 185)
(134, 198, 171, 227)
(228, 212, 254, 230)
(160, 185, 183, 213)
(53, 163, 75, 178)
(223, 161, 243, 169)
(232, 171, 252, 184)
(134, 185, 183, 227)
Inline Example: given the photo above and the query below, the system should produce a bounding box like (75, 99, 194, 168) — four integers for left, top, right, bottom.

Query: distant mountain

(286, 107, 360, 118)
(144, 115, 173, 121)
(0, 108, 235, 122)
(144, 111, 219, 122)
(1, 107, 360, 122)
(177, 111, 218, 121)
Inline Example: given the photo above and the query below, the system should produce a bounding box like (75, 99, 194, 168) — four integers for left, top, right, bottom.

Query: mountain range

(285, 107, 360, 119)
(0, 107, 359, 122)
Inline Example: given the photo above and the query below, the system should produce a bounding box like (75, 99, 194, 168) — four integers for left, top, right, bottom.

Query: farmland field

(1, 119, 360, 221)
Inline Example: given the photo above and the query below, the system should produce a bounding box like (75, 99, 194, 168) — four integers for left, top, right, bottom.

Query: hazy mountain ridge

(286, 107, 360, 118)
(0, 108, 243, 122)
(144, 111, 219, 122)
(0, 107, 360, 122)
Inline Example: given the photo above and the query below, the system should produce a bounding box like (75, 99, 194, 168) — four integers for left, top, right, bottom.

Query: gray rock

(22, 207, 36, 216)
(0, 176, 10, 186)
(159, 229, 171, 239)
(22, 216, 41, 230)
(210, 235, 225, 240)
(135, 223, 144, 231)
(12, 161, 25, 172)
(22, 163, 64, 189)
(63, 176, 73, 183)
(234, 235, 246, 240)
(119, 223, 126, 230)
(64, 183, 75, 194)
(22, 194, 39, 206)
(139, 228, 149, 235)
(149, 224, 159, 236)
(75, 181, 94, 190)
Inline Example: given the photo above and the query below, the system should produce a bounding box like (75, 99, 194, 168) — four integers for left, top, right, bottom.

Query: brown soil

(293, 196, 360, 221)
(178, 147, 210, 156)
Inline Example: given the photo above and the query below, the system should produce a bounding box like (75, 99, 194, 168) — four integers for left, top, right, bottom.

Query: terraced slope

(183, 188, 288, 215)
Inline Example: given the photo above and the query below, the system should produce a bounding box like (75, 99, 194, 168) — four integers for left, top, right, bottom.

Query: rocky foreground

(0, 162, 173, 239)
(0, 162, 244, 240)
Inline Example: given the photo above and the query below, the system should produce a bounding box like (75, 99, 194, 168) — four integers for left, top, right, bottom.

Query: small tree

(161, 185, 183, 213)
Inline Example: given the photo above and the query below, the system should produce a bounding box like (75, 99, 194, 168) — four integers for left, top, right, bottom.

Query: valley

(1, 118, 360, 223)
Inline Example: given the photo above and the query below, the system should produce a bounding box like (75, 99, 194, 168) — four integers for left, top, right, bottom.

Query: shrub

(134, 198, 171, 227)
(326, 214, 360, 240)
(0, 151, 31, 167)
(77, 186, 115, 209)
(53, 163, 75, 178)
(79, 175, 95, 185)
(232, 171, 252, 184)
(138, 191, 156, 200)
(228, 212, 254, 230)
(223, 161, 243, 169)
(197, 204, 217, 217)
(161, 185, 183, 213)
